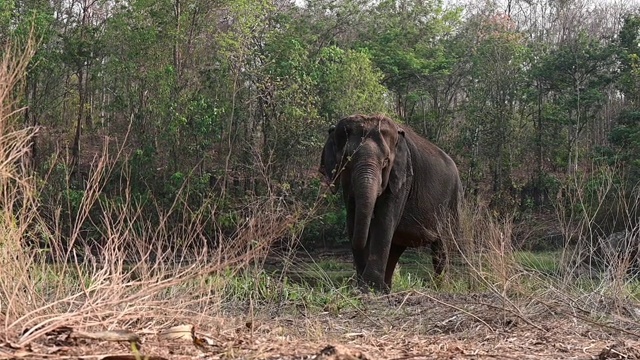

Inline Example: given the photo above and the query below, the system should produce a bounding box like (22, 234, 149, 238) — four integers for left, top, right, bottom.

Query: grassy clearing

(515, 251, 561, 275)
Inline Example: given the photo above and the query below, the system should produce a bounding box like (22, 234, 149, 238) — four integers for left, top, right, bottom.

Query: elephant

(319, 114, 463, 293)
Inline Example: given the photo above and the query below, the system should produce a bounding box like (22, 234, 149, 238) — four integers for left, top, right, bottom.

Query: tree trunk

(71, 68, 84, 182)
(85, 74, 92, 130)
(23, 73, 39, 169)
(174, 0, 181, 79)
(535, 82, 544, 206)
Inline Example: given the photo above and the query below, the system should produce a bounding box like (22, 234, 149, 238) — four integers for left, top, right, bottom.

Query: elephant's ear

(319, 125, 340, 192)
(388, 129, 413, 195)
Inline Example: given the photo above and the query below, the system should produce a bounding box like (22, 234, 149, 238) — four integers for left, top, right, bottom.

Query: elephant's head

(319, 114, 412, 249)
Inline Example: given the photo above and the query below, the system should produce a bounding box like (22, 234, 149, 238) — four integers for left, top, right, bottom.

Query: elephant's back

(403, 126, 461, 196)
(403, 126, 459, 172)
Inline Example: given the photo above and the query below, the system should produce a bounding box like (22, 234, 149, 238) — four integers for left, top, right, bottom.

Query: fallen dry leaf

(7, 348, 31, 358)
(317, 344, 369, 360)
(157, 324, 194, 342)
(0, 342, 32, 359)
(73, 329, 140, 343)
(99, 355, 168, 360)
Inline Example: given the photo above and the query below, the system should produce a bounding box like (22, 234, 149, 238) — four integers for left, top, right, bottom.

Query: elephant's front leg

(353, 246, 370, 288)
(360, 195, 403, 293)
(360, 232, 393, 292)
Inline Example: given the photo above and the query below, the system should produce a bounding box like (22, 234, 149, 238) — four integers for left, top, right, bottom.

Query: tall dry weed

(0, 29, 40, 338)
(0, 35, 306, 347)
(554, 167, 640, 310)
(456, 201, 522, 293)
(452, 166, 640, 332)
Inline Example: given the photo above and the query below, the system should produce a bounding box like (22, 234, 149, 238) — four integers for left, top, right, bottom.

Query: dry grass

(428, 181, 640, 358)
(6, 291, 637, 359)
(0, 27, 40, 337)
(0, 34, 303, 352)
(1, 141, 301, 346)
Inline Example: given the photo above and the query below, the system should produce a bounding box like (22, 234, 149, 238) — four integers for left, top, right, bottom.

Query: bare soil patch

(2, 292, 639, 360)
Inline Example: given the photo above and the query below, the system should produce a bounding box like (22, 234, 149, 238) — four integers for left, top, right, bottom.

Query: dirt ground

(2, 292, 639, 360)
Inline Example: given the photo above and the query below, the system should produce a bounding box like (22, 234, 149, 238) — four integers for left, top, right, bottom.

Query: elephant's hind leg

(431, 241, 446, 276)
(384, 243, 407, 288)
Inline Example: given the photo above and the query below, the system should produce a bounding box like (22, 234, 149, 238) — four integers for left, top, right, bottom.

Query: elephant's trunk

(351, 163, 381, 251)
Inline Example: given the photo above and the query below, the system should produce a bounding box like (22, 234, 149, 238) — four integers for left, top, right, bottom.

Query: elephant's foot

(359, 269, 389, 294)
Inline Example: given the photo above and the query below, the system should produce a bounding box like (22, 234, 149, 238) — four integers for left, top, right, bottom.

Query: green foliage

(0, 0, 14, 35)
(559, 165, 630, 236)
(609, 110, 640, 182)
(259, 27, 322, 172)
(534, 33, 618, 135)
(363, 0, 461, 94)
(64, 189, 85, 212)
(303, 191, 348, 246)
(314, 46, 390, 119)
(519, 172, 562, 213)
(617, 14, 640, 102)
(461, 11, 530, 199)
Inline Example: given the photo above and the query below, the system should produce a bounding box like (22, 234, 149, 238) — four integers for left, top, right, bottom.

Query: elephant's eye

(383, 158, 390, 167)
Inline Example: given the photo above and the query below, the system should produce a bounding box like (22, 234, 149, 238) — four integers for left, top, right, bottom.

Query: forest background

(3, 1, 640, 357)
(3, 0, 640, 254)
